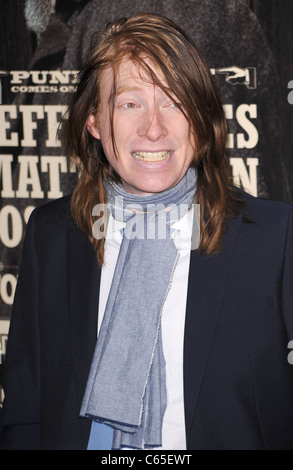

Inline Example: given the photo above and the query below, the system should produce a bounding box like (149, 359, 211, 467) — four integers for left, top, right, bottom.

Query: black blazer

(1, 191, 293, 450)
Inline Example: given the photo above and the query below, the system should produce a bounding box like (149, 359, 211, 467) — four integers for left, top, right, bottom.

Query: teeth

(133, 151, 171, 161)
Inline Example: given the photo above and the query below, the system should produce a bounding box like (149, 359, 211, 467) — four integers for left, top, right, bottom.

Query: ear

(86, 113, 101, 140)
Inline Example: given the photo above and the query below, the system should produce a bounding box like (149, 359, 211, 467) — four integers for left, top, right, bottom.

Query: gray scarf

(80, 168, 196, 449)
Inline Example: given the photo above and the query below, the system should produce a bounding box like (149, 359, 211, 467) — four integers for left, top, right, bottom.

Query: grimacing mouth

(132, 150, 172, 161)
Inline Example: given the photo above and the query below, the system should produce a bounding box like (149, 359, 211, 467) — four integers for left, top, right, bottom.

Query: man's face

(87, 59, 195, 196)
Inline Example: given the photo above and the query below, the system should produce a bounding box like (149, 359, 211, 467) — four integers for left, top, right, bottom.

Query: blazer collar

(183, 212, 243, 442)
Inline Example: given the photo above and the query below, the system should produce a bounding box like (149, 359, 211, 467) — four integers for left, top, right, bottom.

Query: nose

(137, 106, 168, 141)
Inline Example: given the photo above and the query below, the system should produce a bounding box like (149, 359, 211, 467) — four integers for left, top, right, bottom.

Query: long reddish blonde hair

(63, 13, 243, 265)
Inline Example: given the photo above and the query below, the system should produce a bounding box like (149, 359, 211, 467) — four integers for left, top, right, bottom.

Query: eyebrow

(115, 84, 177, 102)
(116, 86, 144, 96)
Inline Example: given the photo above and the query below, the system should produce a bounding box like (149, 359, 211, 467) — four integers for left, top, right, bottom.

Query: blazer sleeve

(0, 207, 41, 450)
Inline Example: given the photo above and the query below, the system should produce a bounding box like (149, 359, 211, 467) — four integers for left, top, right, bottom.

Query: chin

(122, 171, 184, 195)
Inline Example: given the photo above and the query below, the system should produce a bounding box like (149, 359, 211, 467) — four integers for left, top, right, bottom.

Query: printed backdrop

(0, 0, 292, 406)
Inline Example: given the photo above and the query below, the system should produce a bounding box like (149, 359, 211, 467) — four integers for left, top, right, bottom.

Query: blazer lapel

(67, 220, 101, 408)
(184, 213, 242, 441)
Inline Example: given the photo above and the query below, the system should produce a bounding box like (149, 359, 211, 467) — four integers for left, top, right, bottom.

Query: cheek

(186, 130, 197, 157)
(98, 133, 117, 170)
(98, 120, 111, 146)
(98, 118, 117, 160)
(171, 118, 194, 147)
(180, 133, 196, 159)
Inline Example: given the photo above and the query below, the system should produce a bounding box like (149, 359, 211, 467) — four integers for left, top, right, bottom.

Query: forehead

(99, 57, 167, 97)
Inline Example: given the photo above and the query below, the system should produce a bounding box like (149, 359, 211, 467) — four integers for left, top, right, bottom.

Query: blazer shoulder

(27, 195, 73, 243)
(32, 194, 71, 224)
(239, 190, 293, 225)
(34, 194, 71, 220)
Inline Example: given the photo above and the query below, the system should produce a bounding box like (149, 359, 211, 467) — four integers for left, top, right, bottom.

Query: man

(1, 13, 293, 450)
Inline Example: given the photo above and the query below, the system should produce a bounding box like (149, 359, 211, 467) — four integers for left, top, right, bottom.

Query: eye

(171, 102, 182, 110)
(121, 102, 138, 109)
(164, 101, 182, 111)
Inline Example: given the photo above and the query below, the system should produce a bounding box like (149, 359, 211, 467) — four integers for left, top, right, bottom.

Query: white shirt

(97, 211, 193, 450)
